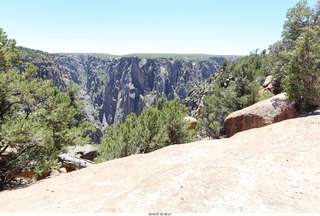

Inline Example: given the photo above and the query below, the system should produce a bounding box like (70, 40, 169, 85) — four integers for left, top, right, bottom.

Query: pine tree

(0, 28, 19, 71)
(282, 0, 313, 49)
(282, 26, 320, 110)
(278, 1, 320, 111)
(0, 28, 94, 187)
(95, 97, 195, 162)
(199, 83, 240, 138)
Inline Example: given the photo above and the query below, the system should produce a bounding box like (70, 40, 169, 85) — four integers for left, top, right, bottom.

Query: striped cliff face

(18, 48, 236, 142)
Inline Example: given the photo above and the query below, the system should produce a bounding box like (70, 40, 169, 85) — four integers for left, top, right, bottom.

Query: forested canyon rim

(19, 48, 240, 142)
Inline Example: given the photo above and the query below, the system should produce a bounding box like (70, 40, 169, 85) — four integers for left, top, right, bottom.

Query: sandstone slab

(224, 93, 297, 137)
(0, 115, 319, 213)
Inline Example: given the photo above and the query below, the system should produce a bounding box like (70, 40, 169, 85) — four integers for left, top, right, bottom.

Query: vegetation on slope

(198, 51, 272, 138)
(0, 28, 94, 189)
(95, 98, 196, 162)
(198, 0, 320, 138)
(53, 52, 242, 61)
(123, 53, 242, 61)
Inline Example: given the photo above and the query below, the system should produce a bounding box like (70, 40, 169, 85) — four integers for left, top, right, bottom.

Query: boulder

(224, 93, 298, 137)
(262, 75, 274, 88)
(67, 144, 98, 161)
(58, 153, 95, 172)
(184, 116, 197, 130)
(133, 146, 145, 155)
(259, 83, 273, 94)
(58, 167, 67, 174)
(260, 75, 281, 95)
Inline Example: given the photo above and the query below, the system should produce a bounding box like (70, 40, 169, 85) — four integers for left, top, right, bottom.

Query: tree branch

(0, 145, 9, 157)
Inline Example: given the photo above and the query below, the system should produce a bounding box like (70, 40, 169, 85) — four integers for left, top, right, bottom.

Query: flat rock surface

(1, 115, 320, 213)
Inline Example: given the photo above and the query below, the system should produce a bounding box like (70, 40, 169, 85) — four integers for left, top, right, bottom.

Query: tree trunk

(0, 145, 9, 157)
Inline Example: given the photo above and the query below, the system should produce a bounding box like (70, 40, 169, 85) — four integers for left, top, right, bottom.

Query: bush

(198, 53, 267, 138)
(95, 98, 196, 162)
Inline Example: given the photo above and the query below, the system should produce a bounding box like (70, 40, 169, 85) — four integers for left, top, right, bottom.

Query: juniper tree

(0, 28, 93, 187)
(282, 26, 320, 110)
(280, 1, 320, 110)
(95, 97, 195, 162)
(198, 53, 267, 139)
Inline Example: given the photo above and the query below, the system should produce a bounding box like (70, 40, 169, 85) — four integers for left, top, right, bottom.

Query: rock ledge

(0, 115, 319, 213)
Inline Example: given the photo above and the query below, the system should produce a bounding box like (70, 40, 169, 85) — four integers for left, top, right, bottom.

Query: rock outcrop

(184, 116, 197, 130)
(66, 144, 98, 161)
(260, 75, 281, 95)
(224, 93, 298, 137)
(18, 48, 235, 142)
(0, 115, 319, 212)
(57, 153, 95, 173)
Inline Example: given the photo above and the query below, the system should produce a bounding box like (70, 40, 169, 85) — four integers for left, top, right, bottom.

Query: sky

(1, 0, 318, 55)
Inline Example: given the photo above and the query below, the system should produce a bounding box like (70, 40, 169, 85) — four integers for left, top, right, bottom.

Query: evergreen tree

(282, 0, 313, 49)
(95, 98, 195, 162)
(0, 28, 19, 71)
(199, 52, 267, 138)
(0, 28, 93, 187)
(136, 104, 168, 153)
(199, 83, 239, 138)
(282, 26, 320, 110)
(279, 1, 320, 111)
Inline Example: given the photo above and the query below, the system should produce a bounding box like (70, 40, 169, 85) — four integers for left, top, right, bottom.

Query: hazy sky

(1, 0, 318, 55)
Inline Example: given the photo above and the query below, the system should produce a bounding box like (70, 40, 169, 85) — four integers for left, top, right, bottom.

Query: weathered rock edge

(0, 115, 319, 213)
(224, 93, 298, 137)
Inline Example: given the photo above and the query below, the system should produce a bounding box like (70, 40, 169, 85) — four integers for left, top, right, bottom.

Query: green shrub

(0, 28, 94, 188)
(95, 98, 196, 162)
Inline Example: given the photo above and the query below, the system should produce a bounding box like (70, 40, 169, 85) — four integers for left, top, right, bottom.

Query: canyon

(19, 47, 239, 142)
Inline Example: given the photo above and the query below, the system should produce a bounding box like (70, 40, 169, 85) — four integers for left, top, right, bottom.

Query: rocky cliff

(0, 114, 319, 213)
(18, 48, 234, 142)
